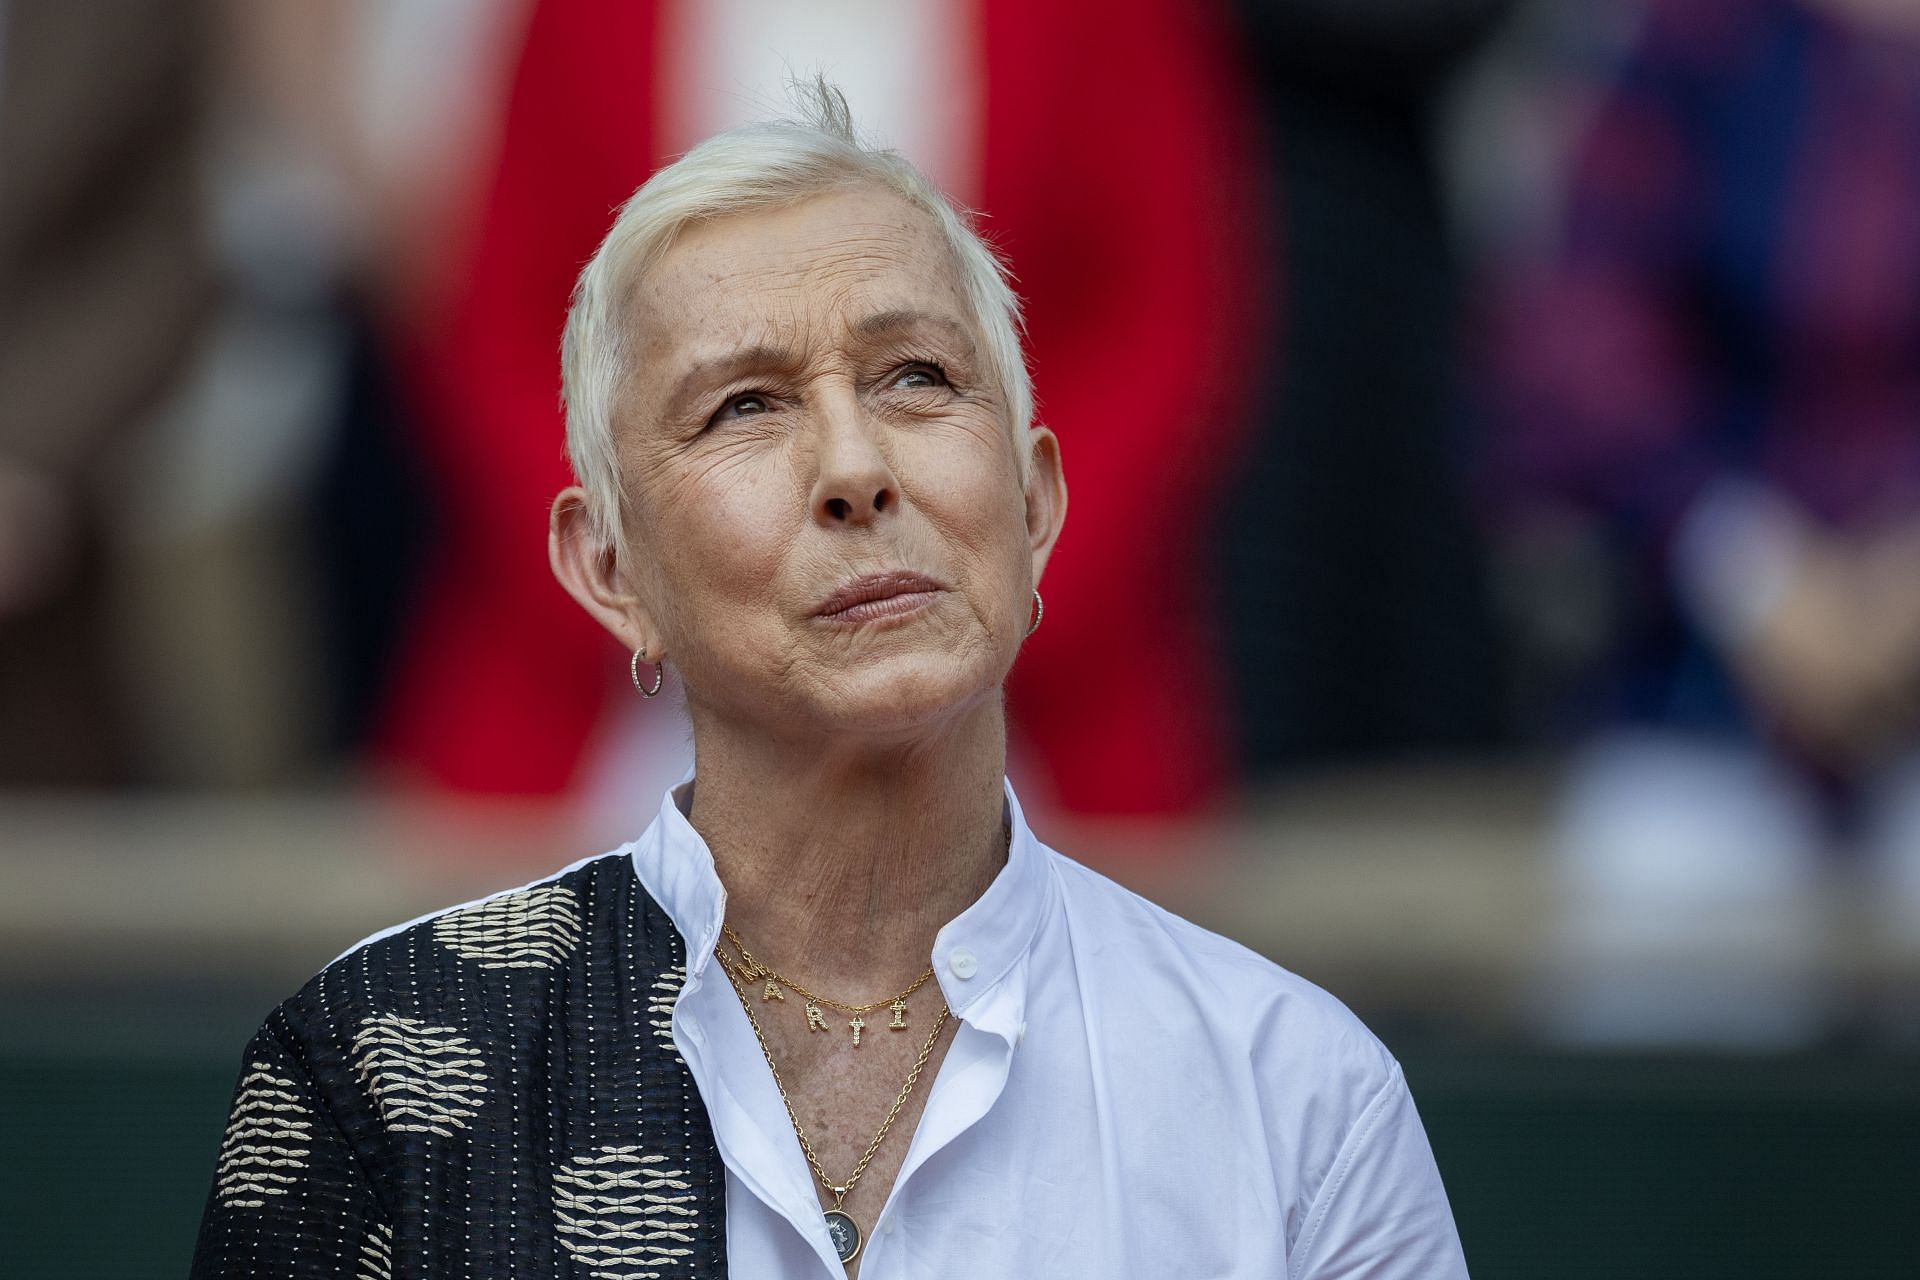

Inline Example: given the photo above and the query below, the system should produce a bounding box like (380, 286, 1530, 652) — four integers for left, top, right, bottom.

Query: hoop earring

(1025, 589, 1044, 638)
(631, 647, 664, 699)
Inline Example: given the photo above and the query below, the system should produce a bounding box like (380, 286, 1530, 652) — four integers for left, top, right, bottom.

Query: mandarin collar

(626, 770, 1053, 1023)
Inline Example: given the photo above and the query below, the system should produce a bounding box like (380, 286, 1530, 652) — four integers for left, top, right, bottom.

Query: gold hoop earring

(1025, 589, 1044, 638)
(631, 647, 664, 699)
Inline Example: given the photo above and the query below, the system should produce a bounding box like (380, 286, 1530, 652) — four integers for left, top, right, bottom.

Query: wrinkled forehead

(624, 188, 978, 391)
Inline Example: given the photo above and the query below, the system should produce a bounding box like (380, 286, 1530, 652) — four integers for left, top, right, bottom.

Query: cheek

(902, 435, 1029, 572)
(640, 456, 798, 612)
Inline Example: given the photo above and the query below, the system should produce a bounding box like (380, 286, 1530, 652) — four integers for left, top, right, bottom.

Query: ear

(1022, 425, 1068, 586)
(549, 487, 665, 658)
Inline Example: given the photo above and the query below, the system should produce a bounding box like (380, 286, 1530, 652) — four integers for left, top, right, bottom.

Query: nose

(809, 390, 898, 526)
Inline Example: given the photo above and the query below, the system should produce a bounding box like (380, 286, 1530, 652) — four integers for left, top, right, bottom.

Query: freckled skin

(610, 188, 1046, 747)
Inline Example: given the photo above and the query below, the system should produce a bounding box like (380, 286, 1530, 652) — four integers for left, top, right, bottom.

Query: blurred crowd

(4, 0, 1919, 1044)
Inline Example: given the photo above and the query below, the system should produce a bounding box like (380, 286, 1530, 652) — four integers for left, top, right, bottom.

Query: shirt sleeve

(190, 1011, 391, 1279)
(1288, 1062, 1470, 1280)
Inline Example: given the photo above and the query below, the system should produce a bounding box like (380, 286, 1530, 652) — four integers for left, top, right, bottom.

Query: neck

(685, 697, 1009, 997)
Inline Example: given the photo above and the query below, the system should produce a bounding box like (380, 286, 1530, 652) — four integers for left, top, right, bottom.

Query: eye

(890, 362, 949, 391)
(709, 392, 773, 426)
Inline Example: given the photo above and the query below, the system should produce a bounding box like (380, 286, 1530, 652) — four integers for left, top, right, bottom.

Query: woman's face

(561, 186, 1065, 745)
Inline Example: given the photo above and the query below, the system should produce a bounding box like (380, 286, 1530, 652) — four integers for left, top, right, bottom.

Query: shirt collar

(626, 769, 1054, 1023)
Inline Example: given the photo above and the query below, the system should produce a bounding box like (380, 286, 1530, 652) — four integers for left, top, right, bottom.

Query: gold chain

(721, 925, 938, 1015)
(714, 947, 950, 1208)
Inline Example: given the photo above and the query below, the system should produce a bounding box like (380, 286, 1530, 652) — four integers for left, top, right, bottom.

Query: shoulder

(269, 848, 673, 1054)
(1042, 846, 1399, 1094)
(1038, 848, 1433, 1246)
(208, 843, 730, 1255)
(1041, 848, 1396, 1067)
(328, 849, 617, 964)
(321, 849, 626, 976)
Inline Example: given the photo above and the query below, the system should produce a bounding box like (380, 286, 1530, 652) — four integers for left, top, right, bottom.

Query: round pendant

(824, 1208, 862, 1262)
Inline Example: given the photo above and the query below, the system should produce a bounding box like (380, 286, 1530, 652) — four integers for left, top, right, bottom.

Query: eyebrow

(853, 307, 976, 350)
(662, 343, 798, 423)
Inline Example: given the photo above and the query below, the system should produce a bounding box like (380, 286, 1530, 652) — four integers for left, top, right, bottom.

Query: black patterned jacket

(190, 853, 730, 1278)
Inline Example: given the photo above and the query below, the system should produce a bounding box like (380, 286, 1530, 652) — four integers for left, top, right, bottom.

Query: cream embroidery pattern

(554, 1147, 700, 1278)
(212, 1060, 314, 1208)
(647, 964, 685, 1057)
(350, 1013, 489, 1136)
(356, 1221, 393, 1280)
(431, 882, 584, 970)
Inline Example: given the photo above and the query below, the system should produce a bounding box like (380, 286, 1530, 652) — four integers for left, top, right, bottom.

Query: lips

(814, 569, 948, 620)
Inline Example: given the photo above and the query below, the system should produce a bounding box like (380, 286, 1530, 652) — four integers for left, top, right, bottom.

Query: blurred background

(3, 0, 1918, 1273)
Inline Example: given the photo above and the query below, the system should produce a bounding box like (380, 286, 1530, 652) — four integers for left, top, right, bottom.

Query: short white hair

(560, 80, 1033, 554)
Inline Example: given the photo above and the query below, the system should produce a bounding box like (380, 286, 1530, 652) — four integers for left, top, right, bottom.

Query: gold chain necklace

(720, 925, 937, 1046)
(714, 946, 950, 1264)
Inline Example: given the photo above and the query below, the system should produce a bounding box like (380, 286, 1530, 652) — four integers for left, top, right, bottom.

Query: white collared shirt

(630, 776, 1469, 1278)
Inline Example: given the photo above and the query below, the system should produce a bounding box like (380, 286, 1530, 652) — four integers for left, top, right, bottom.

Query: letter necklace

(720, 924, 937, 1046)
(713, 944, 950, 1264)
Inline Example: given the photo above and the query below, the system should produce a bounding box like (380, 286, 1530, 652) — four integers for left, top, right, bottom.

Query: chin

(822, 653, 999, 736)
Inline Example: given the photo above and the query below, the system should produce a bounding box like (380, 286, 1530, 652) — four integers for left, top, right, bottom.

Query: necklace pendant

(824, 1209, 862, 1263)
(849, 1015, 865, 1046)
(762, 978, 785, 1002)
(805, 1001, 829, 1032)
(889, 997, 908, 1029)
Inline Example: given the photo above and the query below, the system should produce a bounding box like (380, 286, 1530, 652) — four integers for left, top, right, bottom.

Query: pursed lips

(813, 569, 948, 623)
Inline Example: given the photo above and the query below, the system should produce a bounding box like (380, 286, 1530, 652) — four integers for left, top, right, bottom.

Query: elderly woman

(192, 87, 1467, 1278)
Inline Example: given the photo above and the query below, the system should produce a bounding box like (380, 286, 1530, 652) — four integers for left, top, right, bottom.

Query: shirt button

(1018, 1020, 1028, 1045)
(948, 948, 979, 980)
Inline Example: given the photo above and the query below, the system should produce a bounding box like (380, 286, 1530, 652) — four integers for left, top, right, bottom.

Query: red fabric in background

(378, 0, 666, 793)
(981, 1, 1264, 812)
(377, 0, 1265, 814)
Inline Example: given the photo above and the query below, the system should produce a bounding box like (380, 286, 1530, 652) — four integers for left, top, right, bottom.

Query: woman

(192, 86, 1468, 1278)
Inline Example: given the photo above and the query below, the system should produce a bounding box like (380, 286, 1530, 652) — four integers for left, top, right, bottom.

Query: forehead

(627, 187, 973, 372)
